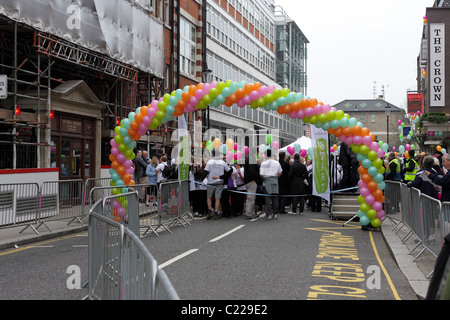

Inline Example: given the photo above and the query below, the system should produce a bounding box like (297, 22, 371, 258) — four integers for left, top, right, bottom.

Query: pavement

(0, 210, 437, 300)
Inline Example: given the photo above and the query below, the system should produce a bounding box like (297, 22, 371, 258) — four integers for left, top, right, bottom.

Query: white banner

(311, 125, 330, 203)
(430, 23, 445, 107)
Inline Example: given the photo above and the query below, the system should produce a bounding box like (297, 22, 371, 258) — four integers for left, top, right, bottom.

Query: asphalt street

(0, 210, 418, 300)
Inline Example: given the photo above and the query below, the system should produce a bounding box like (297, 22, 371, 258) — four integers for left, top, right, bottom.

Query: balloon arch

(108, 81, 386, 228)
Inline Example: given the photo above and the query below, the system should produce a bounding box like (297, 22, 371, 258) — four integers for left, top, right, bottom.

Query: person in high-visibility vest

(385, 152, 401, 181)
(404, 150, 419, 182)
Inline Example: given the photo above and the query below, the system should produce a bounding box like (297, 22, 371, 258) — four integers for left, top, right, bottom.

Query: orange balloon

(109, 154, 117, 163)
(328, 128, 336, 135)
(291, 102, 301, 112)
(300, 98, 310, 109)
(130, 121, 140, 131)
(140, 106, 149, 115)
(309, 98, 318, 108)
(334, 127, 343, 137)
(127, 180, 136, 186)
(283, 104, 291, 114)
(369, 133, 376, 141)
(343, 127, 352, 136)
(372, 189, 383, 201)
(244, 84, 254, 94)
(379, 195, 385, 203)
(235, 88, 246, 99)
(111, 161, 120, 170)
(361, 173, 372, 183)
(128, 128, 138, 137)
(361, 127, 370, 137)
(224, 97, 233, 107)
(188, 85, 197, 96)
(177, 99, 187, 109)
(134, 113, 143, 124)
(117, 165, 126, 176)
(358, 166, 368, 175)
(277, 106, 284, 115)
(351, 125, 362, 136)
(367, 181, 378, 191)
(182, 92, 191, 102)
(197, 83, 204, 89)
(122, 174, 132, 184)
(253, 82, 262, 91)
(228, 93, 238, 104)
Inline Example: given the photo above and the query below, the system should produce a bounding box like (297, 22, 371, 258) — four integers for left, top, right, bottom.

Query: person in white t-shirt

(155, 155, 168, 184)
(259, 149, 282, 220)
(201, 154, 233, 219)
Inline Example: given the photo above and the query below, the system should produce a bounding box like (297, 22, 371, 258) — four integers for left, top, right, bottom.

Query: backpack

(162, 163, 177, 179)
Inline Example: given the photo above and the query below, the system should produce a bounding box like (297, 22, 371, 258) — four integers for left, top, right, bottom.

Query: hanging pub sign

(430, 23, 445, 107)
(407, 92, 423, 114)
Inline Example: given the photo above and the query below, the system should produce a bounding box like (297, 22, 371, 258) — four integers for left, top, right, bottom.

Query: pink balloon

(110, 139, 119, 148)
(296, 109, 305, 119)
(272, 141, 279, 150)
(397, 120, 402, 125)
(234, 143, 239, 151)
(236, 151, 243, 160)
(405, 144, 411, 151)
(369, 142, 379, 152)
(147, 107, 157, 118)
(250, 91, 259, 100)
(362, 135, 372, 146)
(258, 86, 268, 96)
(365, 194, 375, 205)
(344, 136, 353, 145)
(289, 111, 297, 118)
(322, 104, 331, 113)
(237, 100, 246, 108)
(125, 167, 134, 175)
(358, 180, 368, 189)
(243, 95, 252, 105)
(150, 100, 159, 109)
(124, 160, 133, 168)
(392, 146, 397, 152)
(305, 107, 314, 117)
(372, 201, 383, 212)
(314, 105, 323, 115)
(142, 116, 152, 126)
(353, 135, 362, 145)
(195, 89, 205, 100)
(116, 153, 126, 163)
(189, 96, 198, 106)
(226, 151, 234, 162)
(287, 146, 295, 156)
(118, 207, 127, 217)
(202, 83, 211, 92)
(300, 149, 307, 157)
(360, 187, 370, 197)
(244, 146, 249, 155)
(377, 210, 386, 219)
(111, 147, 120, 156)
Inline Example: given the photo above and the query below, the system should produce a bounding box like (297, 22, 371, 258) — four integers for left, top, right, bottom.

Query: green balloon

(360, 203, 370, 212)
(367, 151, 378, 161)
(359, 145, 369, 155)
(371, 218, 381, 228)
(367, 209, 377, 220)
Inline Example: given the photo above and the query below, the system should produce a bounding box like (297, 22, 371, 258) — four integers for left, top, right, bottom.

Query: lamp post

(385, 104, 391, 148)
(202, 67, 212, 132)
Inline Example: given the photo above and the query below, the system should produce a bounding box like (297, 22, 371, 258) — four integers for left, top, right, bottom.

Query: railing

(88, 196, 179, 300)
(384, 181, 450, 278)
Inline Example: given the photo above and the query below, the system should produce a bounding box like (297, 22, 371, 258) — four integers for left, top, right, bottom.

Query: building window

(180, 17, 196, 77)
(370, 114, 376, 123)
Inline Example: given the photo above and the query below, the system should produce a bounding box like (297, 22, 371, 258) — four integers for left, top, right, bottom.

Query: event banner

(311, 125, 330, 202)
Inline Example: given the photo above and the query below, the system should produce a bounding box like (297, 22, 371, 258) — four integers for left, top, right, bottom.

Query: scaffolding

(0, 16, 165, 170)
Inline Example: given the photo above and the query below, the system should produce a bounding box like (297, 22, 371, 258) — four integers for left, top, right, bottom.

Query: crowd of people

(188, 149, 322, 220)
(131, 143, 450, 232)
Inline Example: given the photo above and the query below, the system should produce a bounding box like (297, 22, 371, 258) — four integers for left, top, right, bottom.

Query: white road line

(158, 249, 199, 270)
(33, 246, 54, 248)
(209, 225, 245, 243)
(72, 245, 88, 248)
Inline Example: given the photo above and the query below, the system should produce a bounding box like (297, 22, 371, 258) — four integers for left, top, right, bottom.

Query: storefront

(48, 80, 103, 181)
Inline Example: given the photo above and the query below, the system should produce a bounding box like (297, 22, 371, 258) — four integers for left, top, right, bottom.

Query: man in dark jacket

(288, 153, 308, 214)
(407, 155, 438, 199)
(278, 152, 291, 213)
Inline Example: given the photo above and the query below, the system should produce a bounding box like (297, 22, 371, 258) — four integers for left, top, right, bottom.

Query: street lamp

(385, 104, 391, 148)
(202, 67, 212, 131)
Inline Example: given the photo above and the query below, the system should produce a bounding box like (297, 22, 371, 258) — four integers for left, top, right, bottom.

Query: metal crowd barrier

(88, 199, 179, 300)
(384, 181, 450, 278)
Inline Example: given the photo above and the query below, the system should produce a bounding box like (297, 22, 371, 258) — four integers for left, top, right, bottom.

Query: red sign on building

(407, 93, 423, 114)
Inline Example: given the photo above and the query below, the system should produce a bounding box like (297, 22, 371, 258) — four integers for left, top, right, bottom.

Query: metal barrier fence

(384, 181, 450, 278)
(88, 198, 179, 300)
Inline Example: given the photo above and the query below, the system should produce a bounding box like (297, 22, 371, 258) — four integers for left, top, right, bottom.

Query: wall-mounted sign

(430, 23, 445, 107)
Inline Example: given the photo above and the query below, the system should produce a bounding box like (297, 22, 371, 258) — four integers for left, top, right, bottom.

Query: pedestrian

(189, 162, 200, 216)
(385, 152, 401, 181)
(259, 149, 282, 220)
(288, 153, 308, 215)
(230, 163, 246, 216)
(243, 153, 261, 218)
(155, 155, 168, 184)
(278, 151, 290, 214)
(338, 142, 351, 189)
(404, 150, 419, 183)
(201, 152, 233, 219)
(145, 156, 159, 206)
(134, 149, 149, 201)
(196, 161, 208, 217)
(409, 155, 440, 242)
(221, 162, 234, 219)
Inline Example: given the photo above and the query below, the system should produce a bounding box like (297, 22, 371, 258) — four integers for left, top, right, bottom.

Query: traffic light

(50, 109, 55, 119)
(15, 105, 21, 116)
(116, 116, 121, 126)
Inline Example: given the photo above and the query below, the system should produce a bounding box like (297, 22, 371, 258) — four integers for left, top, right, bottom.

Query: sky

(273, 0, 435, 110)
